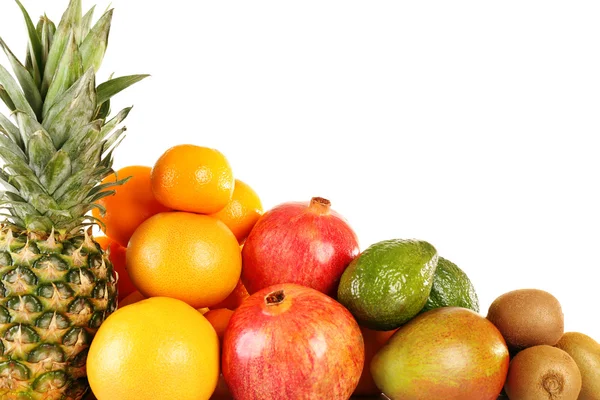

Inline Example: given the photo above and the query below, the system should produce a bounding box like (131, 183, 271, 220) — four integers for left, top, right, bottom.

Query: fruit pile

(0, 2, 598, 400)
(86, 147, 600, 400)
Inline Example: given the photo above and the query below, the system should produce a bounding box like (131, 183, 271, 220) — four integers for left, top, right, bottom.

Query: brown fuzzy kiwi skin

(555, 332, 600, 400)
(487, 289, 564, 350)
(504, 345, 582, 400)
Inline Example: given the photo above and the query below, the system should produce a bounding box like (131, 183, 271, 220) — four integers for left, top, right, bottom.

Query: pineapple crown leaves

(0, 0, 148, 234)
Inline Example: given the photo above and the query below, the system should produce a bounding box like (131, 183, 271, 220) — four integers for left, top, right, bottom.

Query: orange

(127, 211, 242, 308)
(95, 236, 136, 301)
(354, 326, 398, 396)
(119, 291, 145, 308)
(87, 297, 219, 400)
(204, 308, 234, 342)
(93, 166, 170, 247)
(209, 179, 263, 243)
(151, 145, 234, 214)
(212, 279, 249, 310)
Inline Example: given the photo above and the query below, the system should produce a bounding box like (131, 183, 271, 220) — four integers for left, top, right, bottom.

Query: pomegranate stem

(265, 290, 286, 306)
(309, 197, 331, 214)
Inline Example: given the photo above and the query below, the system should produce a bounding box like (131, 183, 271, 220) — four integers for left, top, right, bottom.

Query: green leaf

(42, 0, 82, 97)
(87, 175, 130, 197)
(95, 98, 110, 120)
(0, 112, 24, 150)
(74, 139, 103, 170)
(25, 18, 42, 86)
(24, 20, 37, 74)
(41, 150, 72, 194)
(61, 119, 102, 160)
(81, 6, 96, 41)
(91, 202, 106, 215)
(0, 37, 43, 119)
(66, 204, 91, 219)
(44, 208, 71, 219)
(42, 32, 83, 116)
(24, 215, 54, 232)
(16, 111, 45, 152)
(0, 85, 16, 112)
(99, 144, 118, 169)
(60, 182, 95, 209)
(40, 17, 57, 79)
(95, 166, 114, 182)
(2, 194, 41, 221)
(96, 74, 149, 105)
(86, 189, 116, 204)
(102, 126, 126, 154)
(81, 9, 113, 73)
(14, 0, 44, 81)
(0, 146, 39, 183)
(35, 18, 44, 39)
(27, 130, 56, 178)
(11, 176, 56, 214)
(0, 131, 28, 162)
(54, 168, 91, 204)
(43, 68, 96, 148)
(0, 65, 36, 119)
(3, 191, 25, 202)
(25, 19, 43, 87)
(0, 168, 19, 193)
(100, 106, 131, 136)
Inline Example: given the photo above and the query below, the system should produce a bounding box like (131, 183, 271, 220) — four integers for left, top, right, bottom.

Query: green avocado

(337, 239, 438, 331)
(420, 257, 479, 314)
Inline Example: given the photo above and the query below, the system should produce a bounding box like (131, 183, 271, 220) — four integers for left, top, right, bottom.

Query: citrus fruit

(87, 297, 220, 400)
(205, 308, 234, 342)
(95, 236, 136, 301)
(210, 179, 263, 243)
(212, 279, 249, 310)
(119, 291, 146, 308)
(93, 165, 170, 247)
(127, 211, 242, 308)
(151, 144, 234, 214)
(354, 326, 398, 396)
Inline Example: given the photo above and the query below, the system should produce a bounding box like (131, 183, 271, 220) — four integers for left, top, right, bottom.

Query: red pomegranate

(241, 197, 359, 295)
(222, 283, 364, 400)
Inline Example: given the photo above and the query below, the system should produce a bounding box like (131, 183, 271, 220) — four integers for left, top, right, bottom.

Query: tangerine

(119, 291, 145, 308)
(95, 236, 136, 301)
(204, 308, 234, 342)
(93, 166, 170, 247)
(212, 279, 249, 310)
(354, 326, 398, 396)
(151, 145, 234, 214)
(210, 179, 262, 243)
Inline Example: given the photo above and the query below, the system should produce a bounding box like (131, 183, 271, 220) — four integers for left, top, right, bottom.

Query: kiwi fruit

(487, 289, 564, 350)
(504, 345, 582, 400)
(555, 332, 600, 400)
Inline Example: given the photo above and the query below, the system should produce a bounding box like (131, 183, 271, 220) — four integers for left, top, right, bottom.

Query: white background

(1, 1, 599, 340)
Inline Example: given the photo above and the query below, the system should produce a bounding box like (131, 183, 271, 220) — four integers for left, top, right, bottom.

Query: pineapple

(0, 0, 147, 398)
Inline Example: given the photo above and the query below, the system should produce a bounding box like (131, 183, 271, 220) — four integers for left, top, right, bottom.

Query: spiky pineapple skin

(0, 228, 117, 399)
